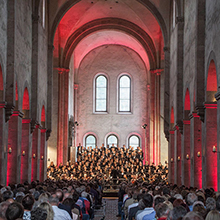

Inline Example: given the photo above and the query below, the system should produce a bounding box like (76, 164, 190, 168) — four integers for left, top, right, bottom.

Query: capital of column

(22, 118, 31, 124)
(176, 120, 183, 134)
(12, 110, 24, 118)
(41, 128, 47, 133)
(55, 67, 70, 74)
(0, 101, 6, 109)
(195, 105, 205, 122)
(164, 130, 169, 142)
(183, 119, 190, 125)
(46, 129, 52, 141)
(31, 120, 40, 133)
(74, 84, 79, 90)
(5, 103, 15, 122)
(189, 112, 200, 120)
(204, 102, 217, 109)
(169, 130, 175, 135)
(150, 69, 164, 76)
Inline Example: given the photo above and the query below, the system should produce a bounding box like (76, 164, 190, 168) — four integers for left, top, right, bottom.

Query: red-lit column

(174, 126, 182, 185)
(0, 102, 6, 185)
(189, 112, 202, 188)
(31, 124, 40, 181)
(182, 120, 190, 187)
(204, 103, 217, 190)
(7, 110, 23, 185)
(169, 130, 175, 183)
(40, 128, 46, 182)
(57, 68, 69, 165)
(20, 119, 31, 183)
(216, 92, 220, 191)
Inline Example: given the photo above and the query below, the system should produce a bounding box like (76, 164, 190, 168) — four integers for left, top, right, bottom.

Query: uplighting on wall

(213, 145, 217, 153)
(177, 156, 181, 161)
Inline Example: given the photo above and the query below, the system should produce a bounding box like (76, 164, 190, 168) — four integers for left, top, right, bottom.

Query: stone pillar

(174, 126, 182, 185)
(203, 102, 217, 190)
(0, 102, 6, 185)
(7, 110, 23, 185)
(20, 119, 32, 183)
(189, 112, 202, 188)
(150, 69, 163, 164)
(182, 120, 190, 187)
(169, 130, 175, 183)
(31, 125, 40, 181)
(57, 68, 69, 165)
(216, 92, 220, 191)
(40, 128, 46, 182)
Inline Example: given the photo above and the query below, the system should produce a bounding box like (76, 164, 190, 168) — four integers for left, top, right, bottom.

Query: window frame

(85, 134, 97, 149)
(118, 74, 132, 113)
(128, 135, 140, 150)
(106, 134, 119, 147)
(94, 74, 108, 113)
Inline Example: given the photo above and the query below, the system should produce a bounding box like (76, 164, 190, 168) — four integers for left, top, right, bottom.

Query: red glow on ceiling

(0, 66, 3, 90)
(207, 60, 217, 92)
(170, 107, 174, 124)
(184, 89, 190, 110)
(22, 88, 29, 110)
(41, 105, 45, 122)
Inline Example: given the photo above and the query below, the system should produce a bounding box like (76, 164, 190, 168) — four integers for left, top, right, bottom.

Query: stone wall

(76, 45, 148, 150)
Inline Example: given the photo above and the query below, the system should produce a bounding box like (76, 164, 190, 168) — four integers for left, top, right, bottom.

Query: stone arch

(62, 18, 157, 69)
(49, 0, 168, 47)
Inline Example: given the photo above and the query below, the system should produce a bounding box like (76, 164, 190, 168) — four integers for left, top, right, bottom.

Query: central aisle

(94, 198, 119, 220)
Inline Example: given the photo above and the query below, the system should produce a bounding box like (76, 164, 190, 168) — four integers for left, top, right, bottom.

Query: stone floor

(94, 197, 120, 220)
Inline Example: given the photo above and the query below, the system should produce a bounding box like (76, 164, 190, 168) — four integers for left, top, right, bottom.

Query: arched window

(128, 135, 140, 149)
(119, 75, 131, 112)
(107, 134, 118, 147)
(95, 75, 107, 112)
(85, 135, 97, 148)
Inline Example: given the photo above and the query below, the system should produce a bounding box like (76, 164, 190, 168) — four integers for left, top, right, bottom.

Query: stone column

(203, 102, 217, 190)
(31, 124, 40, 181)
(168, 130, 175, 183)
(215, 92, 220, 191)
(57, 68, 69, 165)
(0, 102, 6, 185)
(7, 110, 23, 185)
(189, 112, 202, 188)
(182, 120, 190, 187)
(20, 119, 32, 183)
(174, 126, 182, 185)
(40, 128, 46, 182)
